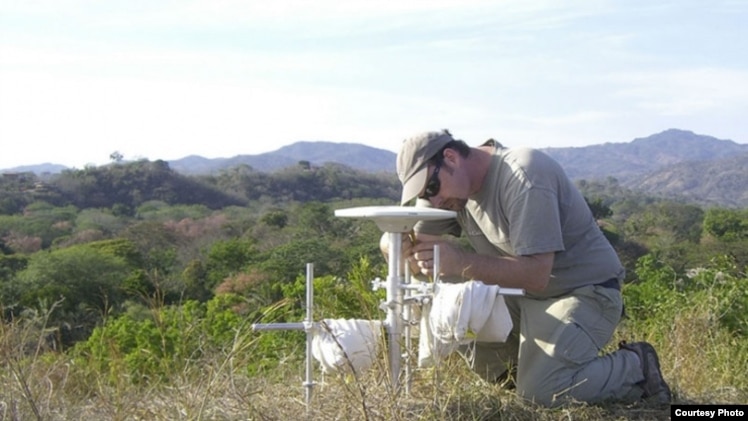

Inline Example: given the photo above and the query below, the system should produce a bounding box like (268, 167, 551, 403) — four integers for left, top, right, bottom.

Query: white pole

(251, 263, 317, 414)
(432, 245, 441, 392)
(403, 264, 412, 395)
(304, 263, 315, 410)
(386, 231, 403, 391)
(433, 244, 440, 283)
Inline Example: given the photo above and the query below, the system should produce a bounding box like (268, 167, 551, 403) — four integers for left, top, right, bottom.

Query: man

(387, 129, 671, 407)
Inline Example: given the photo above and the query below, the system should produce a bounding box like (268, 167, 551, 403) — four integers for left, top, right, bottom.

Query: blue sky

(1, 0, 747, 169)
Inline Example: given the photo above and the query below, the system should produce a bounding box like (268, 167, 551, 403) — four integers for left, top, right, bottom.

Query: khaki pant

(459, 284, 645, 406)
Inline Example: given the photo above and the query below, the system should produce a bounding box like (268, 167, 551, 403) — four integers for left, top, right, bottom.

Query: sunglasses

(419, 160, 442, 200)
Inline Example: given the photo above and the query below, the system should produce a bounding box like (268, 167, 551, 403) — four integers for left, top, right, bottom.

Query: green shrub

(618, 253, 748, 399)
(71, 294, 254, 384)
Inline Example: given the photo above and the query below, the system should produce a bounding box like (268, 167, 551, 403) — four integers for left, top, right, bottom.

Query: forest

(1, 159, 747, 419)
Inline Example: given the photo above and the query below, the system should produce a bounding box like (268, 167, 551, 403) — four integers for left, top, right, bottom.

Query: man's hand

(410, 238, 465, 280)
(379, 231, 450, 278)
(379, 231, 419, 275)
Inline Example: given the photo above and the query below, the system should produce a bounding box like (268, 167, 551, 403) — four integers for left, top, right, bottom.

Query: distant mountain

(1, 162, 68, 175)
(623, 152, 748, 208)
(541, 129, 748, 182)
(168, 142, 396, 174)
(3, 129, 747, 207)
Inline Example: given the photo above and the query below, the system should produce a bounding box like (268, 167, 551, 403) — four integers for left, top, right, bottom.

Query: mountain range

(4, 129, 747, 207)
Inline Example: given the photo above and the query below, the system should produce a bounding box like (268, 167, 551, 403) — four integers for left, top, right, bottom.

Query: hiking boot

(619, 341, 672, 404)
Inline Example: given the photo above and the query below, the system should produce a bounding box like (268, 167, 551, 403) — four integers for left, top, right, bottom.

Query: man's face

(419, 158, 468, 211)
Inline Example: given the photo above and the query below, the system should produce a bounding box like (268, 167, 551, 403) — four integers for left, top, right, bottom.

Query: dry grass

(0, 353, 672, 420)
(640, 298, 748, 405)
(2, 296, 746, 421)
(245, 359, 674, 421)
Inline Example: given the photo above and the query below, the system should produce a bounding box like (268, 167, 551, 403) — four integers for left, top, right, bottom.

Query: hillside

(4, 129, 747, 207)
(624, 152, 748, 208)
(541, 129, 748, 182)
(0, 160, 401, 216)
(168, 142, 396, 174)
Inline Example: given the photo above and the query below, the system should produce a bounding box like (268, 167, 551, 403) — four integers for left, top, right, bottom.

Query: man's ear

(443, 148, 460, 167)
(441, 148, 460, 170)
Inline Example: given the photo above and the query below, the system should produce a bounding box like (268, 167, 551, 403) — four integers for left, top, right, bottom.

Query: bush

(620, 253, 748, 398)
(71, 294, 253, 384)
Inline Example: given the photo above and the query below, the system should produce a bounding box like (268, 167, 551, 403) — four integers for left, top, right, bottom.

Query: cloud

(611, 67, 748, 115)
(2, 0, 746, 168)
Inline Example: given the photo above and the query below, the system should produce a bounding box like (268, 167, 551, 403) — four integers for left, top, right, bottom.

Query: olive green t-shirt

(415, 141, 624, 298)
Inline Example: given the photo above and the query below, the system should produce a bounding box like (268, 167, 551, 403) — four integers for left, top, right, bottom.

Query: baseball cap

(396, 129, 454, 205)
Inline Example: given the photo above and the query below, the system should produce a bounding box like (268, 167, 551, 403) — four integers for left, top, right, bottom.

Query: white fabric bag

(418, 300, 459, 368)
(420, 280, 513, 367)
(311, 318, 383, 375)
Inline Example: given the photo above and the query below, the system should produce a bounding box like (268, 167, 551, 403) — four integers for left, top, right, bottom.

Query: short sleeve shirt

(415, 141, 624, 298)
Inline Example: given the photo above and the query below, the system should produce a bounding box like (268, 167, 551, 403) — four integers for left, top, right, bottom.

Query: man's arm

(410, 238, 554, 293)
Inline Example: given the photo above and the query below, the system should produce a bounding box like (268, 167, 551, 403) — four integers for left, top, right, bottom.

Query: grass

(2, 295, 747, 421)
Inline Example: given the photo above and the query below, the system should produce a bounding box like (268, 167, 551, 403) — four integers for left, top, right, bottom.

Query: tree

(703, 208, 748, 241)
(110, 151, 124, 163)
(623, 201, 704, 244)
(586, 197, 612, 220)
(260, 209, 288, 229)
(204, 238, 258, 292)
(0, 202, 78, 249)
(11, 244, 132, 346)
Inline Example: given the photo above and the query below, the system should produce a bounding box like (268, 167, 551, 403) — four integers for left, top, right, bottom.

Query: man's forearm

(455, 250, 553, 292)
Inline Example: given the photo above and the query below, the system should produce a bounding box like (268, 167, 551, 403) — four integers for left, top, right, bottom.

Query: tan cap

(396, 129, 454, 205)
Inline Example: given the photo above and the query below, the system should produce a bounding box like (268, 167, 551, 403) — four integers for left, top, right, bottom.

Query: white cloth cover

(311, 318, 382, 375)
(418, 299, 459, 367)
(419, 280, 513, 367)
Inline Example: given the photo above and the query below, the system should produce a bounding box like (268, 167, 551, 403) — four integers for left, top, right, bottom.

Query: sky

(1, 0, 747, 170)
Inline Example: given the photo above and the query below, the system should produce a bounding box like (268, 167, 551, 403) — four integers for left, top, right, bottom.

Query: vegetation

(1, 160, 747, 419)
